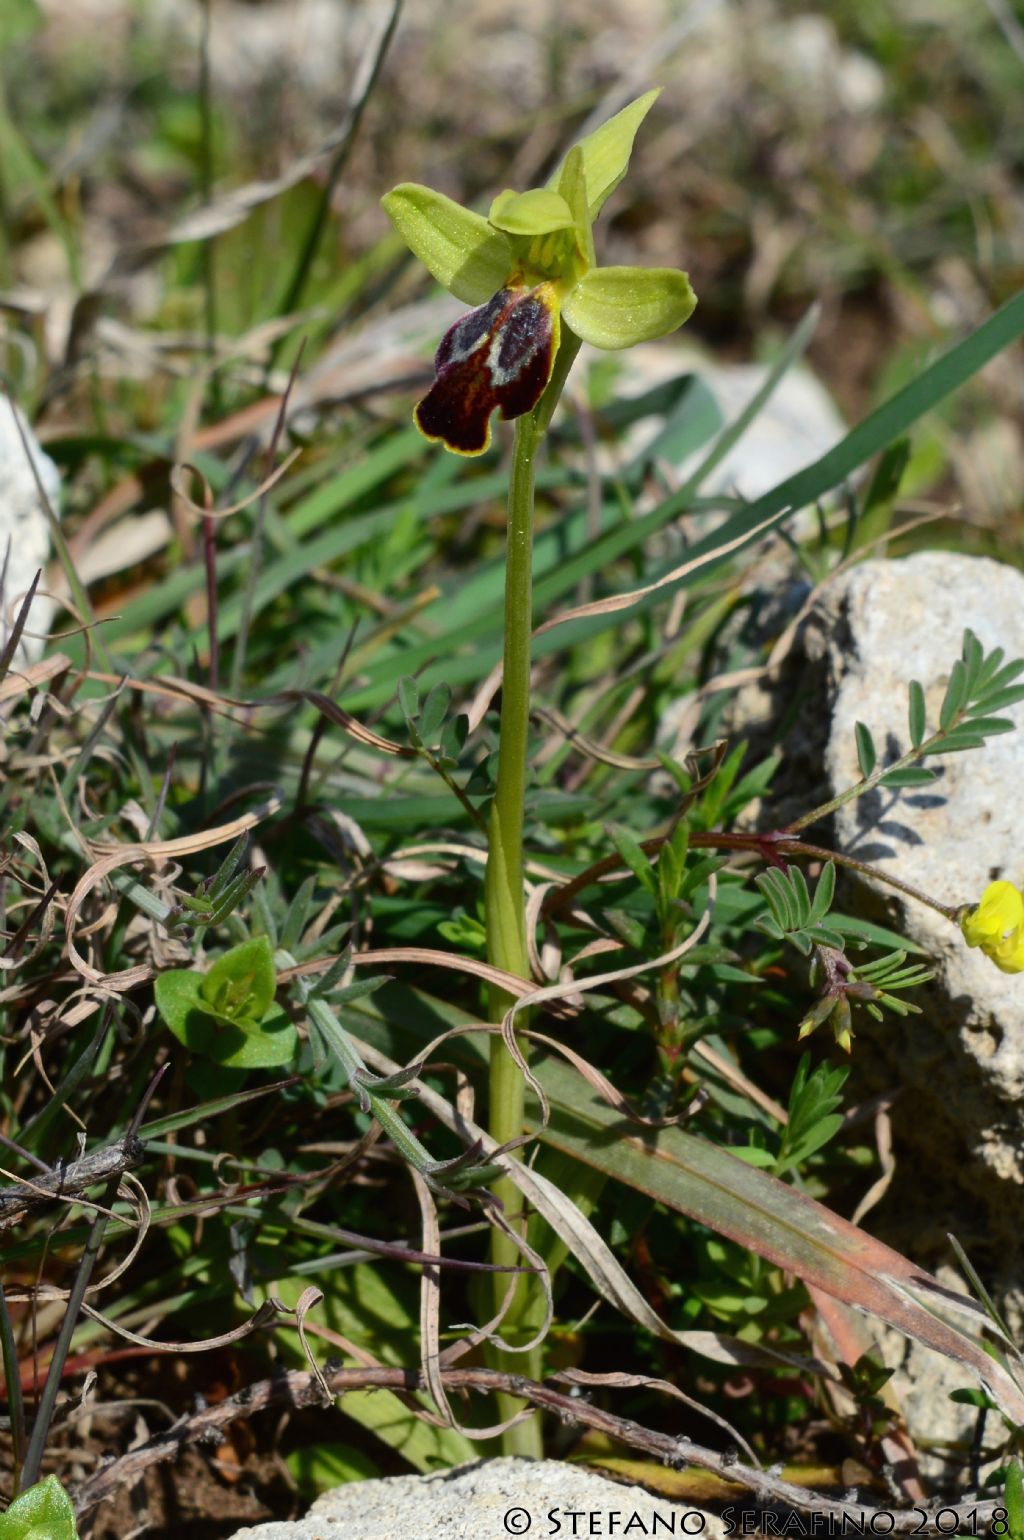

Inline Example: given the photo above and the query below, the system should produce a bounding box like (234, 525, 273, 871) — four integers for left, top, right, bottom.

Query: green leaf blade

(0, 1476, 78, 1540)
(607, 824, 658, 896)
(908, 680, 926, 747)
(854, 721, 876, 779)
(878, 766, 937, 788)
(939, 658, 968, 729)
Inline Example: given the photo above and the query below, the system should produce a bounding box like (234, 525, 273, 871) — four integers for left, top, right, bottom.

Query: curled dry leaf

(65, 795, 282, 989)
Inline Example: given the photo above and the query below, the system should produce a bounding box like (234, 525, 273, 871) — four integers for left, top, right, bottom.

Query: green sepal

(381, 183, 512, 305)
(562, 264, 697, 349)
(549, 88, 661, 218)
(488, 187, 575, 236)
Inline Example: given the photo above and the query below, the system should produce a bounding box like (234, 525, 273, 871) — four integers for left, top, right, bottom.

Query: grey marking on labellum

(488, 293, 549, 387)
(438, 289, 511, 367)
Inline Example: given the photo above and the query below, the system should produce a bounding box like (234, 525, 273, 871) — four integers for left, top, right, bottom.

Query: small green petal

(554, 145, 595, 269)
(382, 183, 513, 305)
(562, 264, 697, 349)
(488, 187, 575, 236)
(549, 88, 661, 218)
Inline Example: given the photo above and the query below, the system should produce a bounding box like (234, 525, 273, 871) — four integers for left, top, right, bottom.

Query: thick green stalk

(483, 333, 581, 1455)
(485, 412, 542, 1455)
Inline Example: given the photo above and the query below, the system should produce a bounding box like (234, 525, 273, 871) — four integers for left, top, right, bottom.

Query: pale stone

(226, 1457, 726, 1540)
(725, 551, 1024, 1479)
(0, 401, 61, 664)
(810, 554, 1024, 1218)
(593, 345, 848, 502)
(730, 550, 1024, 1271)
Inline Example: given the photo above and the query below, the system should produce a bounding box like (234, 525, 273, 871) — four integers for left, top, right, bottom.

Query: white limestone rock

(732, 552, 1024, 1274)
(597, 344, 848, 502)
(226, 1457, 726, 1540)
(0, 401, 61, 664)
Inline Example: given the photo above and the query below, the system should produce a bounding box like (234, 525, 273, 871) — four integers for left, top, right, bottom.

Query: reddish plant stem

(544, 829, 958, 923)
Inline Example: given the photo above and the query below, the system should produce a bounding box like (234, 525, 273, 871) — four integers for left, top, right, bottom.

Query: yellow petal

(961, 880, 1024, 949)
(992, 928, 1024, 973)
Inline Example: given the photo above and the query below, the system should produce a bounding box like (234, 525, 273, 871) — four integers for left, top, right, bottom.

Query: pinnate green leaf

(967, 684, 1024, 714)
(961, 627, 984, 695)
(939, 658, 968, 729)
(878, 767, 936, 788)
(419, 683, 451, 746)
(397, 676, 420, 725)
(789, 865, 812, 924)
(807, 861, 836, 925)
(854, 721, 876, 778)
(756, 867, 797, 930)
(908, 680, 926, 747)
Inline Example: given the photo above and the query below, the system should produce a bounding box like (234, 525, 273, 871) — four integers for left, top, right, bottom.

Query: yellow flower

(960, 880, 1024, 973)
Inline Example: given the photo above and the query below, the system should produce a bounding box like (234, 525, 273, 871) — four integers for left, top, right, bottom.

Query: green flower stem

(482, 337, 580, 1455)
(485, 411, 543, 1456)
(0, 1285, 24, 1488)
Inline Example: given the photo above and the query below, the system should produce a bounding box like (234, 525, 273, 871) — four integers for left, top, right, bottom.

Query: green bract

(381, 89, 696, 455)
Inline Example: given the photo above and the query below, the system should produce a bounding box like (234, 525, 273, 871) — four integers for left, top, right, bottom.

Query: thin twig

(69, 1362, 1005, 1530)
(0, 1138, 146, 1230)
(16, 1074, 162, 1490)
(272, 0, 403, 333)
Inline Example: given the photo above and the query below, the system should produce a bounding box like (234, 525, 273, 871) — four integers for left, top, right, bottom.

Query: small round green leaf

(207, 1006, 298, 1070)
(397, 676, 420, 725)
(156, 951, 296, 1072)
(155, 969, 209, 1046)
(199, 935, 277, 1025)
(0, 1475, 78, 1540)
(562, 265, 696, 350)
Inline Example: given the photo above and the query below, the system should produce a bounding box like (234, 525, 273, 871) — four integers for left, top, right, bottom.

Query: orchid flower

(382, 90, 696, 454)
